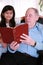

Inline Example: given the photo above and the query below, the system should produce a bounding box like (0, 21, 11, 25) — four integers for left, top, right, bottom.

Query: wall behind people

(0, 0, 43, 18)
(0, 0, 43, 24)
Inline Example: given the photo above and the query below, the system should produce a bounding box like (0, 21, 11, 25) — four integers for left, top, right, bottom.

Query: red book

(0, 23, 28, 44)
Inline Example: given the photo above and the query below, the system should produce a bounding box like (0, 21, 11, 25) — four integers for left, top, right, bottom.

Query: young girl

(0, 5, 15, 27)
(0, 5, 17, 65)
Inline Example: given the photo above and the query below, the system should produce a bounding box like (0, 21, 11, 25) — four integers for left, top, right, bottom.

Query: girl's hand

(10, 41, 19, 51)
(0, 38, 7, 48)
(20, 34, 35, 46)
(2, 43, 7, 48)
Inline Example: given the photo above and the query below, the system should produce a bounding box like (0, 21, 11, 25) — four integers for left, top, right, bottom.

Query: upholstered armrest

(38, 50, 43, 65)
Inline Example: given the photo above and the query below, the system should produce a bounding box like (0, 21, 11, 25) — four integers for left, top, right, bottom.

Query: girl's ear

(2, 13, 4, 17)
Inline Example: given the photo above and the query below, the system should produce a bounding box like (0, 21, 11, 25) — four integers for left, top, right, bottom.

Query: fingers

(22, 34, 28, 37)
(10, 41, 19, 50)
(20, 33, 28, 40)
(14, 44, 19, 48)
(20, 39, 26, 43)
(22, 33, 28, 38)
(20, 35, 27, 40)
(10, 41, 17, 46)
(12, 44, 19, 51)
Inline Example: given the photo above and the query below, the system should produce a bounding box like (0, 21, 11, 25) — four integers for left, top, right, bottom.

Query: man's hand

(10, 41, 19, 51)
(20, 34, 35, 46)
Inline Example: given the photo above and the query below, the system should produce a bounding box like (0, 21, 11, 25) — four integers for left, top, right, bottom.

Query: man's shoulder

(37, 22, 43, 29)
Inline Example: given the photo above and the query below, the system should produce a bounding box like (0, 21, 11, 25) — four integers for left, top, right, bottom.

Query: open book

(0, 23, 28, 44)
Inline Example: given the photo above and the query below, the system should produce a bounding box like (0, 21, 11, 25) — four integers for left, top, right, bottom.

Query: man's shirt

(8, 22, 43, 58)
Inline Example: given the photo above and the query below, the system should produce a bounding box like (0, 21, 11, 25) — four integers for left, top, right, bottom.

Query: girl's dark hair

(1, 5, 15, 27)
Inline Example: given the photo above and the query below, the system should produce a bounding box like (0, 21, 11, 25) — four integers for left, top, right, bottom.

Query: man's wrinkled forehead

(25, 8, 39, 16)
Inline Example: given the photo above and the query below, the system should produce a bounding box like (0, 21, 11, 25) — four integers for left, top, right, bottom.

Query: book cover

(0, 23, 28, 44)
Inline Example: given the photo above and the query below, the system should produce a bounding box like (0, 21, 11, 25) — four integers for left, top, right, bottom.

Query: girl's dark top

(0, 21, 15, 27)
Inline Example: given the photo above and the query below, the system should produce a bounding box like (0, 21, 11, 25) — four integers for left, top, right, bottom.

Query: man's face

(25, 9, 38, 28)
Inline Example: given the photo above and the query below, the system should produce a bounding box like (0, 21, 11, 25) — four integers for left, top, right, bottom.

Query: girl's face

(3, 10, 13, 22)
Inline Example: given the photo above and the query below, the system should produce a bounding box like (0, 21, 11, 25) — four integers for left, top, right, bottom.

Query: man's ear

(36, 15, 39, 21)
